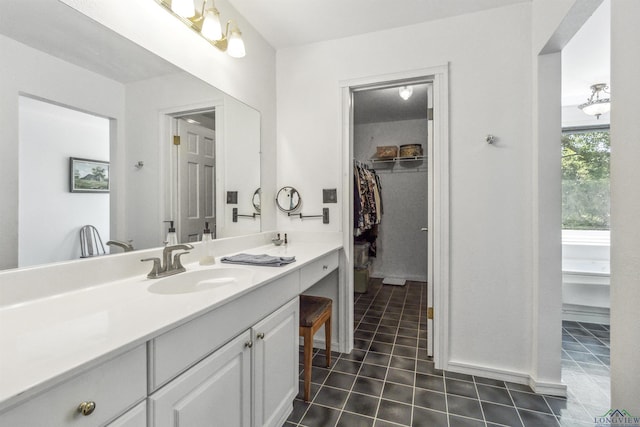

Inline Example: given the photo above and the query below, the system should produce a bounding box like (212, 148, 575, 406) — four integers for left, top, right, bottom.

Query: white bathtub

(562, 231, 610, 324)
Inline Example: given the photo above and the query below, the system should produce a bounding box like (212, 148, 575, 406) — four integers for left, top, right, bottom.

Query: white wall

(610, 0, 640, 409)
(354, 119, 428, 281)
(220, 97, 261, 237)
(18, 97, 110, 266)
(0, 34, 126, 270)
(277, 4, 542, 381)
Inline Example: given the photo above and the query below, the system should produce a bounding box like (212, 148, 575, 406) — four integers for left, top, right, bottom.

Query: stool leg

(325, 316, 331, 367)
(302, 327, 313, 402)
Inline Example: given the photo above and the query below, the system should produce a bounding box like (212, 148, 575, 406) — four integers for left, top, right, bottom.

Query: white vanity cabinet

(149, 298, 299, 427)
(0, 345, 146, 427)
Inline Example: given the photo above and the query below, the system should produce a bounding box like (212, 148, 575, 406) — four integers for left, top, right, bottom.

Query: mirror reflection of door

(177, 116, 216, 243)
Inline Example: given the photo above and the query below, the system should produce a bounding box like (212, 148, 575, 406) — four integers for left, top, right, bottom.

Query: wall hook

(485, 135, 495, 144)
(134, 161, 144, 169)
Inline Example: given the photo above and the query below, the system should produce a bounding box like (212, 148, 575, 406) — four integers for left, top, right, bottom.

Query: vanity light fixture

(578, 83, 610, 119)
(155, 0, 246, 58)
(399, 86, 413, 100)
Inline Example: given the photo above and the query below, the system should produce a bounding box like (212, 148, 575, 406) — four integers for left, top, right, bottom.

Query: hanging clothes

(354, 161, 383, 236)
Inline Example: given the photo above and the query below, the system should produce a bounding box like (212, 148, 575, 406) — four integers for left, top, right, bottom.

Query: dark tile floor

(285, 279, 611, 427)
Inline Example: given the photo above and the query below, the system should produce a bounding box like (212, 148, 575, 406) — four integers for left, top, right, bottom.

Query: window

(562, 127, 610, 230)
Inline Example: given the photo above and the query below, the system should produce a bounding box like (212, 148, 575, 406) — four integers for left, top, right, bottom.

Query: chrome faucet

(106, 239, 134, 252)
(141, 243, 194, 279)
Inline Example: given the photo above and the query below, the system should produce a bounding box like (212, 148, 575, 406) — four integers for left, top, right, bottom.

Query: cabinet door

(252, 298, 299, 427)
(107, 401, 146, 427)
(149, 331, 252, 427)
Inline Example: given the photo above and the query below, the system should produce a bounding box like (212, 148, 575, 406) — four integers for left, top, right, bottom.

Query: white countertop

(0, 239, 341, 411)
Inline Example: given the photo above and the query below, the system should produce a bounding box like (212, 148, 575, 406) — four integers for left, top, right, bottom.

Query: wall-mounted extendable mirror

(276, 187, 301, 213)
(252, 188, 261, 213)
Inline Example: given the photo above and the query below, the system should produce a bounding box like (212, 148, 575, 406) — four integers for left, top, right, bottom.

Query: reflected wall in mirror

(0, 0, 261, 271)
(276, 187, 302, 212)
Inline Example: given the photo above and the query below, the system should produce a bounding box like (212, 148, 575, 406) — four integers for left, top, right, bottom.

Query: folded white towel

(220, 253, 296, 267)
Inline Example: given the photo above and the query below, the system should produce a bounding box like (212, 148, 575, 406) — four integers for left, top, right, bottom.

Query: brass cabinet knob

(77, 401, 96, 416)
(245, 341, 253, 348)
(256, 332, 265, 340)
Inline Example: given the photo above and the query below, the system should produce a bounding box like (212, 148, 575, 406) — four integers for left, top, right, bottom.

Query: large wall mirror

(0, 0, 261, 271)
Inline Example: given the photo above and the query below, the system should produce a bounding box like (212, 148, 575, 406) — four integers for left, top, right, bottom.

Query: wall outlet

(323, 189, 337, 203)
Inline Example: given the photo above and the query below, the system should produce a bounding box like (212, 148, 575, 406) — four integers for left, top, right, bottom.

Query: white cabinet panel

(253, 298, 298, 427)
(108, 401, 146, 427)
(0, 345, 146, 427)
(149, 331, 252, 427)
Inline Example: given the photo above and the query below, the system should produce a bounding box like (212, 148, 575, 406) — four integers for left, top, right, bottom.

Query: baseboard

(370, 273, 427, 282)
(562, 304, 610, 325)
(298, 337, 343, 353)
(446, 361, 567, 397)
(528, 378, 568, 397)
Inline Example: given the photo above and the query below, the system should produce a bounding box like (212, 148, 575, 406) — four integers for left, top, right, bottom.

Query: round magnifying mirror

(252, 188, 261, 213)
(276, 186, 301, 212)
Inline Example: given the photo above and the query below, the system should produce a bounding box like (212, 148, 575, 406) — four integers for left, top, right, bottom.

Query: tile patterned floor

(285, 279, 611, 427)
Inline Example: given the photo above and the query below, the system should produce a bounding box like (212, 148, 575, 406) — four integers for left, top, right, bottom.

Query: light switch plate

(227, 191, 238, 204)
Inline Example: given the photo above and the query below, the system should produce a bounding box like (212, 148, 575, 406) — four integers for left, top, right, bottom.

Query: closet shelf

(370, 155, 427, 164)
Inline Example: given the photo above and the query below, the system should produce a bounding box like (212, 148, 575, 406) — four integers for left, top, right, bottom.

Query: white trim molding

(447, 360, 567, 397)
(340, 64, 450, 369)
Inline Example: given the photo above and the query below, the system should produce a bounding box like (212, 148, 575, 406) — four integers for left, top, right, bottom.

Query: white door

(178, 119, 216, 243)
(252, 299, 298, 427)
(149, 331, 252, 427)
(426, 83, 434, 358)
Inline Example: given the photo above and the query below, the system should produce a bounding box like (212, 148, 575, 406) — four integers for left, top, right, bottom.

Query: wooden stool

(299, 295, 332, 402)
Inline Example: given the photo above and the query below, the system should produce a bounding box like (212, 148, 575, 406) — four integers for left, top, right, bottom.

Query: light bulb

(201, 7, 222, 40)
(399, 86, 413, 100)
(227, 29, 246, 58)
(171, 0, 195, 18)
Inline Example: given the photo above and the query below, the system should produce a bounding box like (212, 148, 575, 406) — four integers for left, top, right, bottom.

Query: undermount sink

(147, 267, 254, 295)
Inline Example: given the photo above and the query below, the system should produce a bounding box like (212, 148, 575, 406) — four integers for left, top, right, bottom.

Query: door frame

(340, 64, 450, 369)
(158, 100, 224, 243)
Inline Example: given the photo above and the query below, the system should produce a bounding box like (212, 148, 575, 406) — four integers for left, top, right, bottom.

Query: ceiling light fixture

(155, 0, 246, 58)
(399, 86, 413, 101)
(578, 83, 610, 119)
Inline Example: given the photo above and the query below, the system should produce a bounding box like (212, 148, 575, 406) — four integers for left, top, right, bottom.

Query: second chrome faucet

(141, 243, 194, 279)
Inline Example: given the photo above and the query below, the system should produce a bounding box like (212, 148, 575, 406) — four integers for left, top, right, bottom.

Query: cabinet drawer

(300, 251, 339, 292)
(0, 345, 146, 427)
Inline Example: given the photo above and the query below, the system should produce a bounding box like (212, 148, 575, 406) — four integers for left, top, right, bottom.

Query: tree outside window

(562, 128, 610, 230)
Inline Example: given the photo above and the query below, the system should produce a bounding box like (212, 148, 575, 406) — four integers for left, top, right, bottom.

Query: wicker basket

(376, 145, 398, 159)
(399, 144, 423, 157)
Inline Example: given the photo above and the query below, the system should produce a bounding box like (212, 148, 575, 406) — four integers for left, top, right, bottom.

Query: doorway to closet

(351, 81, 433, 357)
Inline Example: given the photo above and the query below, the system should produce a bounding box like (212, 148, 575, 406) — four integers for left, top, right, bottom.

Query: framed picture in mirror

(70, 157, 110, 193)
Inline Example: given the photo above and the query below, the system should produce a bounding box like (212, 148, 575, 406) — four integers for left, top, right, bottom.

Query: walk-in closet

(352, 83, 430, 291)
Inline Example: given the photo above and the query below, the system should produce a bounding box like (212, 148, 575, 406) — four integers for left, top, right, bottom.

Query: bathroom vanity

(0, 233, 341, 426)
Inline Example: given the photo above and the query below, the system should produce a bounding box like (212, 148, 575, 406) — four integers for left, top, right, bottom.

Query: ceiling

(561, 0, 610, 107)
(0, 0, 181, 83)
(227, 0, 531, 49)
(354, 84, 429, 125)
